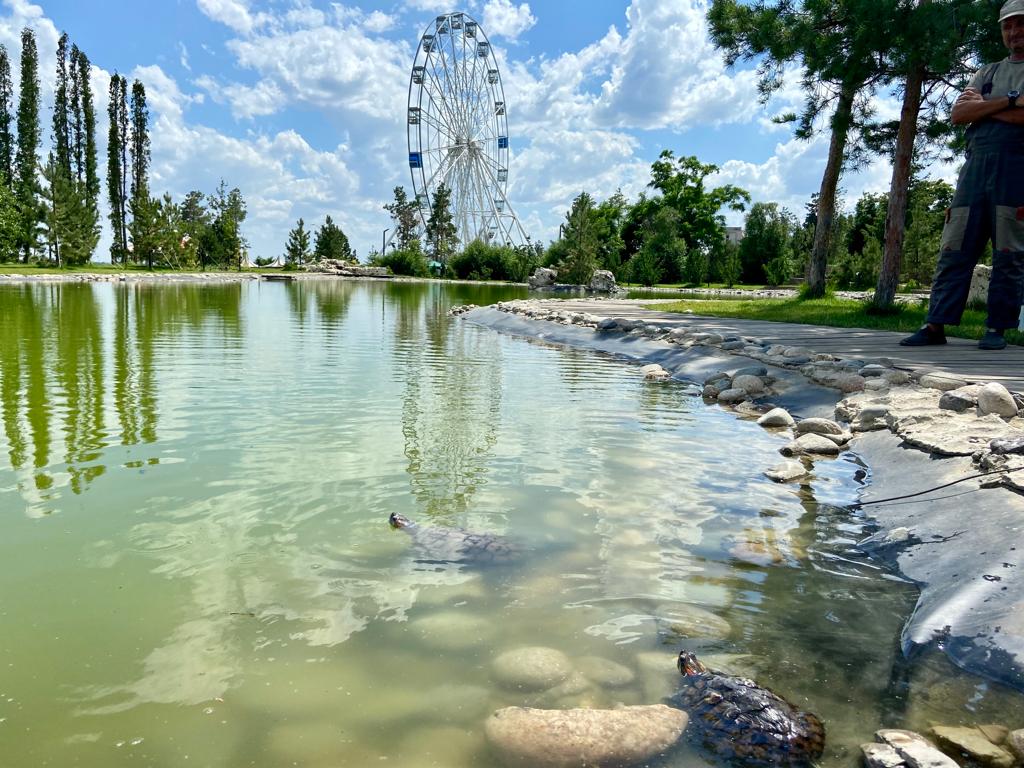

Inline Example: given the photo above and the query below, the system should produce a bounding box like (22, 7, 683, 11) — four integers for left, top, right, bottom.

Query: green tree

(558, 192, 598, 286)
(739, 202, 793, 286)
(901, 179, 952, 286)
(313, 215, 352, 262)
(129, 80, 150, 266)
(151, 194, 198, 269)
(40, 153, 98, 266)
(106, 74, 129, 264)
(715, 238, 743, 287)
(708, 0, 885, 298)
(0, 184, 17, 259)
(52, 34, 71, 180)
(0, 45, 14, 189)
(592, 190, 628, 275)
(425, 182, 457, 269)
(632, 206, 685, 286)
(74, 47, 99, 214)
(14, 28, 41, 262)
(384, 186, 419, 249)
(208, 181, 247, 269)
(284, 218, 310, 268)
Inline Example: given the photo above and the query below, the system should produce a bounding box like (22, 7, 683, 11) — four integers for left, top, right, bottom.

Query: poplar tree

(128, 79, 150, 266)
(0, 45, 13, 189)
(75, 49, 99, 209)
(53, 34, 71, 179)
(14, 28, 41, 262)
(106, 74, 129, 263)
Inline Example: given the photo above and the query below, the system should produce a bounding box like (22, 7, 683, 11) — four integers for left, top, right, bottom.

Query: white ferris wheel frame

(407, 11, 528, 249)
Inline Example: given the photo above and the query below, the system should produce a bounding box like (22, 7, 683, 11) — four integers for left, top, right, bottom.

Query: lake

(0, 279, 1018, 767)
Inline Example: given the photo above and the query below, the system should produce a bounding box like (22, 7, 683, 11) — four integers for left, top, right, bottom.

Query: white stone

(1008, 729, 1024, 761)
(977, 382, 1018, 418)
(484, 705, 688, 768)
(528, 267, 557, 289)
(588, 270, 618, 292)
(731, 374, 766, 394)
(796, 433, 841, 456)
(876, 729, 959, 768)
(492, 647, 573, 692)
(764, 461, 809, 483)
(918, 373, 968, 392)
(862, 743, 907, 768)
(640, 363, 663, 374)
(968, 263, 991, 305)
(757, 408, 795, 428)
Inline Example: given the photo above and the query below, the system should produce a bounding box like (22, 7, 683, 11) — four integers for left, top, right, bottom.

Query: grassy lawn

(649, 295, 1024, 346)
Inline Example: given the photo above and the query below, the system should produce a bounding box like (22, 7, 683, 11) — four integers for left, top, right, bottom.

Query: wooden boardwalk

(552, 299, 1024, 393)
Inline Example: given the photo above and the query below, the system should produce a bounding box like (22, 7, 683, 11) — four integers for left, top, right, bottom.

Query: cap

(999, 0, 1024, 22)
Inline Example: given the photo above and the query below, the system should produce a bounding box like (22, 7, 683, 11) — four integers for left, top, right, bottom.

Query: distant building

(724, 227, 744, 246)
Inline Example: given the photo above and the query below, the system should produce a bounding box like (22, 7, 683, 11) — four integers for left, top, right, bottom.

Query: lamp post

(382, 228, 389, 254)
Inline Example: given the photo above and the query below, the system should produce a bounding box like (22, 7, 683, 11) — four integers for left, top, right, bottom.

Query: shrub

(376, 242, 430, 277)
(449, 240, 515, 281)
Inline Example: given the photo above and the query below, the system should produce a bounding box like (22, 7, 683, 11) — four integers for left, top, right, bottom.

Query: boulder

(764, 461, 808, 483)
(528, 267, 558, 289)
(492, 647, 572, 692)
(757, 408, 795, 428)
(968, 263, 991, 305)
(596, 317, 619, 331)
(795, 417, 844, 436)
(733, 366, 768, 378)
(929, 726, 1015, 768)
(876, 729, 959, 768)
(977, 382, 1018, 418)
(716, 387, 748, 404)
(484, 705, 687, 768)
(731, 374, 766, 394)
(796, 433, 841, 456)
(588, 270, 618, 293)
(939, 387, 979, 413)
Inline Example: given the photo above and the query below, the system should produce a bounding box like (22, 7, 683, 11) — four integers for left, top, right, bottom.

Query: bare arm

(991, 107, 1024, 124)
(951, 87, 1013, 125)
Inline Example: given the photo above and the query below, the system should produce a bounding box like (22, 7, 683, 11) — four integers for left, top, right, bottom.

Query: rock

(883, 369, 912, 386)
(733, 365, 768, 378)
(929, 726, 1015, 768)
(615, 318, 642, 331)
(757, 407, 795, 428)
(853, 404, 892, 432)
(876, 729, 959, 768)
(764, 461, 808, 483)
(977, 725, 1009, 746)
(410, 612, 495, 651)
(863, 743, 908, 768)
(796, 433, 841, 456)
(821, 431, 853, 446)
(588, 270, 618, 293)
(968, 263, 991, 305)
(640, 363, 663, 374)
(1008, 729, 1024, 760)
(657, 603, 732, 640)
(574, 656, 635, 688)
(991, 437, 1024, 455)
(484, 705, 687, 768)
(918, 373, 968, 392)
(704, 371, 731, 386)
(492, 647, 573, 692)
(830, 373, 867, 393)
(702, 384, 721, 399)
(939, 387, 978, 413)
(720, 340, 746, 350)
(596, 317, 619, 331)
(716, 388, 748, 404)
(977, 382, 1018, 418)
(860, 364, 889, 378)
(795, 417, 844, 436)
(528, 267, 557, 289)
(779, 440, 802, 457)
(783, 346, 814, 358)
(731, 374, 766, 394)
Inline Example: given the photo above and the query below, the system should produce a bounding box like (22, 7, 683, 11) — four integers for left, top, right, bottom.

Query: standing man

(901, 0, 1024, 350)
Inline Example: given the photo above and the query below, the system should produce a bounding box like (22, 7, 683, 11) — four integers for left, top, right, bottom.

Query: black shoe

(979, 329, 1007, 350)
(900, 326, 947, 346)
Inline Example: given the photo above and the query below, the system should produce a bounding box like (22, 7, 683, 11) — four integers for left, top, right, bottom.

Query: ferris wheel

(407, 12, 528, 248)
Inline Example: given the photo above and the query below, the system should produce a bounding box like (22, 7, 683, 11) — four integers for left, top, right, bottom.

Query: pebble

(978, 382, 1018, 418)
(757, 407, 795, 428)
(492, 647, 572, 692)
(484, 705, 687, 768)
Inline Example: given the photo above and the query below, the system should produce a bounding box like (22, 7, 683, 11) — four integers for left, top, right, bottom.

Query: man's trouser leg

(990, 151, 1024, 330)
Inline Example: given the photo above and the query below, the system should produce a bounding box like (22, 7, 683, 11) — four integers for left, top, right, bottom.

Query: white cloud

(482, 0, 536, 41)
(178, 41, 191, 71)
(196, 0, 265, 35)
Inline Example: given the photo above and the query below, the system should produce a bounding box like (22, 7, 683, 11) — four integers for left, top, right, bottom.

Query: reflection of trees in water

(0, 283, 245, 504)
(306, 279, 354, 326)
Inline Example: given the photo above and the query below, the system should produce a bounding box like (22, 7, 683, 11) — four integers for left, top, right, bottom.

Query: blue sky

(0, 0, 953, 261)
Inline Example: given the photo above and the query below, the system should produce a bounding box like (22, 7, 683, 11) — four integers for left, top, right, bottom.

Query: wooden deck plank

(549, 299, 1024, 393)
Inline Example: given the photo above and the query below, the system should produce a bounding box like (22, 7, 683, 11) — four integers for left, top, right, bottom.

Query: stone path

(553, 299, 1024, 393)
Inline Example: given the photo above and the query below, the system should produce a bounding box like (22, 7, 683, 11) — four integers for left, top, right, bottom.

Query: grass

(649, 295, 1024, 346)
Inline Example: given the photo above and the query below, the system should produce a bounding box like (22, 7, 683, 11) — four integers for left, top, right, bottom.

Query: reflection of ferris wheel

(407, 11, 527, 247)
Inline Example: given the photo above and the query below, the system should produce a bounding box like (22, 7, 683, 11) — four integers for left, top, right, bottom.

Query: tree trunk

(874, 33, 928, 307)
(806, 80, 857, 298)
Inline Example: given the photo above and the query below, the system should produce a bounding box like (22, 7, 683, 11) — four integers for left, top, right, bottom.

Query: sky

(0, 0, 959, 261)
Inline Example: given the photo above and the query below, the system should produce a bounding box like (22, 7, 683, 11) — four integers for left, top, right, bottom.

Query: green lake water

(0, 279, 1020, 767)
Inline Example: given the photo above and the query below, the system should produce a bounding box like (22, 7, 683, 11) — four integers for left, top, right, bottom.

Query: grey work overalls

(929, 65, 1024, 330)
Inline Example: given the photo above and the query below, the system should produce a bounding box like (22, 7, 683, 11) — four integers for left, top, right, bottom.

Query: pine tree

(313, 215, 352, 262)
(41, 153, 97, 267)
(383, 186, 419, 249)
(425, 182, 457, 269)
(128, 80, 150, 267)
(14, 28, 41, 262)
(106, 74, 129, 263)
(283, 218, 310, 268)
(559, 192, 598, 286)
(0, 45, 13, 189)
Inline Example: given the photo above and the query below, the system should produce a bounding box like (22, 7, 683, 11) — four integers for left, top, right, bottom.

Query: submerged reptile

(666, 651, 826, 766)
(388, 512, 517, 565)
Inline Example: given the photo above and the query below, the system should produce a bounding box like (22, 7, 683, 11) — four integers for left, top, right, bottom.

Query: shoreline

(460, 299, 1024, 695)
